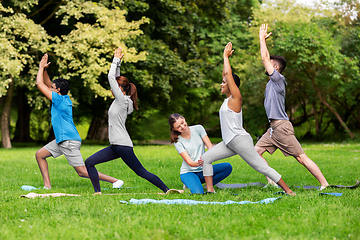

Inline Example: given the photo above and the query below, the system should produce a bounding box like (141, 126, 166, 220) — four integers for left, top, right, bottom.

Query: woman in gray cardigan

(85, 47, 170, 195)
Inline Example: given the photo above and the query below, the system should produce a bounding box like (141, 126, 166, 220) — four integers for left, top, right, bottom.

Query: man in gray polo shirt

(254, 24, 329, 190)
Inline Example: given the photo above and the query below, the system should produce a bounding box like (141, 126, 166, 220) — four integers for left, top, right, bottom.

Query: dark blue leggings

(85, 145, 169, 193)
(180, 163, 232, 194)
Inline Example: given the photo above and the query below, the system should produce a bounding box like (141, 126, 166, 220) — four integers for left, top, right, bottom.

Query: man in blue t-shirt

(254, 24, 329, 190)
(35, 54, 123, 189)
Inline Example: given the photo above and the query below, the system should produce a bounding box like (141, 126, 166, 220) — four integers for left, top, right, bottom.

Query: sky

(295, 0, 336, 7)
(295, 0, 317, 5)
(294, 0, 358, 20)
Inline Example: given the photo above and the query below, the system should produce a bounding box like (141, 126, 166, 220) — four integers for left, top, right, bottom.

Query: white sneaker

(113, 180, 124, 189)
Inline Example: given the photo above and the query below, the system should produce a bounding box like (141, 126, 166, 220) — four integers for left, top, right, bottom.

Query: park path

(140, 140, 220, 146)
(140, 140, 171, 145)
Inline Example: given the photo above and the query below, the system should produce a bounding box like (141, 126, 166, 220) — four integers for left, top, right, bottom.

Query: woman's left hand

(114, 47, 124, 60)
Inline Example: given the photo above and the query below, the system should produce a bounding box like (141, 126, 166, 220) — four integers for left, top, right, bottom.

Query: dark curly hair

(53, 78, 69, 95)
(270, 55, 287, 73)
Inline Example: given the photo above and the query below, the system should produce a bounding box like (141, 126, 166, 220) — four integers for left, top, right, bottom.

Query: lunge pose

(169, 114, 232, 194)
(254, 24, 329, 190)
(35, 54, 122, 189)
(85, 47, 171, 194)
(201, 42, 295, 195)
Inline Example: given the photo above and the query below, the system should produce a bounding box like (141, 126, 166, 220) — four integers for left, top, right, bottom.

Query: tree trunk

(13, 88, 33, 142)
(354, 109, 360, 126)
(312, 102, 320, 135)
(310, 78, 355, 139)
(86, 110, 108, 142)
(1, 80, 14, 148)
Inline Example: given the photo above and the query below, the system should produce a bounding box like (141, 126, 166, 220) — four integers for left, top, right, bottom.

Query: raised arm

(36, 54, 53, 100)
(259, 24, 274, 75)
(222, 42, 234, 79)
(223, 42, 242, 112)
(43, 69, 52, 88)
(108, 47, 125, 100)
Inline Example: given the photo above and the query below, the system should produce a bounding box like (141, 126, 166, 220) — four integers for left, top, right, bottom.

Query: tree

(0, 2, 49, 148)
(119, 0, 261, 139)
(0, 0, 148, 145)
(246, 0, 360, 139)
(51, 0, 148, 141)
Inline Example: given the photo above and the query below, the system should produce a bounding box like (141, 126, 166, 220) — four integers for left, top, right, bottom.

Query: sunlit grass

(1, 142, 359, 239)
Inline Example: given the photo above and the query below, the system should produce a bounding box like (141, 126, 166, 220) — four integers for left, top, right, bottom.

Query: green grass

(1, 142, 360, 239)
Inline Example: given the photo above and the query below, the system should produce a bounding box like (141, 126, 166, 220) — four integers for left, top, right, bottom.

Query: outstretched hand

(39, 54, 51, 69)
(114, 47, 124, 60)
(259, 24, 272, 40)
(224, 42, 234, 58)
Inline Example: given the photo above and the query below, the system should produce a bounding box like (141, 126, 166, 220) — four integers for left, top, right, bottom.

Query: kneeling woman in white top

(169, 113, 232, 194)
(202, 42, 295, 195)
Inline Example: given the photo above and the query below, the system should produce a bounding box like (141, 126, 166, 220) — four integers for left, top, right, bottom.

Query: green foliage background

(1, 0, 360, 144)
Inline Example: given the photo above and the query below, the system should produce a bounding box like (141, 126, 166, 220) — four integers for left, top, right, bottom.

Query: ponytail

(128, 83, 138, 110)
(117, 76, 138, 110)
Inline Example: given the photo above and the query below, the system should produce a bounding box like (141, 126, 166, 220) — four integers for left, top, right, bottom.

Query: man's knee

(74, 166, 88, 178)
(35, 148, 50, 160)
(78, 172, 87, 177)
(255, 146, 266, 156)
(295, 153, 308, 165)
(35, 150, 41, 160)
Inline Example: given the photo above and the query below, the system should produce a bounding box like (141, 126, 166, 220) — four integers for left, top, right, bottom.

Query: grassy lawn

(1, 142, 359, 239)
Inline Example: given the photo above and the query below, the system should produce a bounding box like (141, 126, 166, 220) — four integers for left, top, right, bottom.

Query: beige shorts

(44, 139, 84, 167)
(255, 120, 304, 157)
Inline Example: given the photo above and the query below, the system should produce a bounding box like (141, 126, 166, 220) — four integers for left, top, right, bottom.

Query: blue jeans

(180, 163, 232, 194)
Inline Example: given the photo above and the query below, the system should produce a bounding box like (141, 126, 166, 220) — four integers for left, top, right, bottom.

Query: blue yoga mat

(319, 193, 343, 197)
(120, 197, 282, 205)
(21, 185, 38, 191)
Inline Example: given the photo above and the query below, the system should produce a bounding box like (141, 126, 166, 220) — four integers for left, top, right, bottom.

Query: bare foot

(286, 191, 296, 196)
(93, 192, 102, 195)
